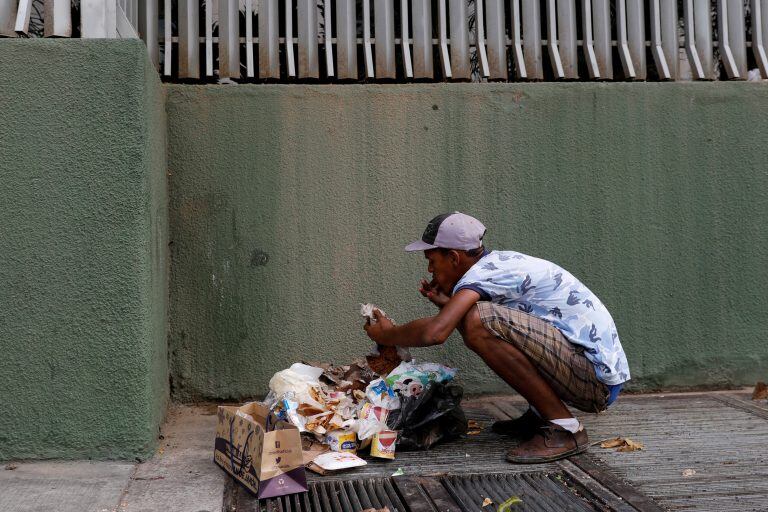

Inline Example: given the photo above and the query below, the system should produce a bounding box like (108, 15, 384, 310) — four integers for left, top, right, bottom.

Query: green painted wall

(167, 83, 768, 400)
(0, 40, 168, 459)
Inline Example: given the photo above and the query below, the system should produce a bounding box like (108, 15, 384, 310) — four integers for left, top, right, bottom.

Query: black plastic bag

(386, 382, 468, 450)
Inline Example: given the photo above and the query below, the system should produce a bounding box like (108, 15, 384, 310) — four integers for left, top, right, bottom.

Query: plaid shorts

(476, 302, 609, 413)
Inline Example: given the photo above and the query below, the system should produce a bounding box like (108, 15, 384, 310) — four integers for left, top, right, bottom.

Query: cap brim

(404, 240, 438, 252)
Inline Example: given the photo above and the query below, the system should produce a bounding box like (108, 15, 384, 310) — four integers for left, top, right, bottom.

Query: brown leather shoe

(491, 408, 544, 438)
(506, 423, 589, 464)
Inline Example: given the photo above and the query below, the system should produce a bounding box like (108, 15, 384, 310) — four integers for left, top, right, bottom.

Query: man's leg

(459, 305, 591, 463)
(458, 307, 572, 420)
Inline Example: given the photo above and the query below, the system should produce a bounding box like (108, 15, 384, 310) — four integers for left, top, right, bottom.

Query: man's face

(424, 249, 460, 294)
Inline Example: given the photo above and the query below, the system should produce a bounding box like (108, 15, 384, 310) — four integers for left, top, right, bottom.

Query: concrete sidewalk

(2, 390, 767, 512)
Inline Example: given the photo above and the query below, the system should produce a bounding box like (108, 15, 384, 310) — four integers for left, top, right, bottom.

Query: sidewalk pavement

(2, 390, 767, 512)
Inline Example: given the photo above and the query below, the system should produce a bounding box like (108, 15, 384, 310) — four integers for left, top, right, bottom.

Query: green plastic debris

(497, 496, 523, 512)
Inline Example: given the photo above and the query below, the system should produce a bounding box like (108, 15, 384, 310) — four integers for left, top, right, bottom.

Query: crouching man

(363, 212, 630, 463)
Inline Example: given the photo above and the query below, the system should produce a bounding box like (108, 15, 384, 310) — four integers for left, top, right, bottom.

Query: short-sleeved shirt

(453, 250, 630, 386)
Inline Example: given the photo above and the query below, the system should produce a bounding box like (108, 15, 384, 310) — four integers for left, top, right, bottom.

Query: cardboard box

(214, 403, 308, 498)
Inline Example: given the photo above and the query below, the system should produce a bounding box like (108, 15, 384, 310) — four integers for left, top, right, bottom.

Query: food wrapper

(370, 430, 397, 459)
(365, 379, 400, 410)
(385, 361, 456, 397)
(309, 451, 367, 474)
(325, 430, 358, 453)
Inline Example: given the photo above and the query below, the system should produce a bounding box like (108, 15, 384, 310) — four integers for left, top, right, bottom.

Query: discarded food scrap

(752, 381, 768, 400)
(467, 419, 483, 435)
(600, 437, 644, 452)
(481, 497, 493, 507)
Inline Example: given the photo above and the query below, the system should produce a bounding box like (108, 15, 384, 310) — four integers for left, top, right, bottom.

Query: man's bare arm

(363, 289, 481, 347)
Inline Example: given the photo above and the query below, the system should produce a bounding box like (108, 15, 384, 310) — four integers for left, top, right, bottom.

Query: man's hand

(363, 309, 395, 344)
(419, 278, 450, 308)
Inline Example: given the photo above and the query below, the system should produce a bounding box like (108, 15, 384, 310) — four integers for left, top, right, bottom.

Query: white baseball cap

(405, 212, 486, 252)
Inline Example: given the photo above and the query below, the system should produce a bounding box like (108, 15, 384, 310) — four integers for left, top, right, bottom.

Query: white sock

(549, 418, 581, 433)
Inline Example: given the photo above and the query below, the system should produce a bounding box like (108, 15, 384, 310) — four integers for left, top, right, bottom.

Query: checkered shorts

(476, 302, 609, 413)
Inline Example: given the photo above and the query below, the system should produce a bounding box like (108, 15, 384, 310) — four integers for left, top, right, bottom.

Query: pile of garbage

(238, 304, 468, 475)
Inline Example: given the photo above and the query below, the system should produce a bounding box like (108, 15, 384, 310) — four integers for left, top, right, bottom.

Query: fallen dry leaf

(468, 419, 482, 429)
(481, 497, 493, 507)
(5, 463, 18, 470)
(682, 469, 696, 477)
(601, 437, 643, 452)
(752, 381, 768, 400)
(467, 430, 482, 436)
(600, 438, 625, 448)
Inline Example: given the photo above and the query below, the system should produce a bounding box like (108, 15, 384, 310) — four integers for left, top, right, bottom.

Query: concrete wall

(0, 40, 168, 459)
(166, 83, 768, 401)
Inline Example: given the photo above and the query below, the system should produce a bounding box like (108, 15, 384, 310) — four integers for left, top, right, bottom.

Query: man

(363, 212, 630, 463)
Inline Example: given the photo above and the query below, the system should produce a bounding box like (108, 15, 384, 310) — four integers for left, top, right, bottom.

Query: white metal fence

(2, 0, 767, 81)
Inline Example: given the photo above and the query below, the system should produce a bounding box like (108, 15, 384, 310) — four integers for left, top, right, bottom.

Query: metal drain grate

(256, 478, 408, 512)
(441, 472, 601, 512)
(229, 471, 627, 511)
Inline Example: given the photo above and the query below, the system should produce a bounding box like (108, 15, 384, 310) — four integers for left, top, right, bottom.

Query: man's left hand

(363, 309, 395, 344)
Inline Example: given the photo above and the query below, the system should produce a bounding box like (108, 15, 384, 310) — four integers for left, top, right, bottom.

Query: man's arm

(363, 289, 481, 347)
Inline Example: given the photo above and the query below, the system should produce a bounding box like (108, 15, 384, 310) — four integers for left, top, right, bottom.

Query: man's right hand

(419, 278, 450, 309)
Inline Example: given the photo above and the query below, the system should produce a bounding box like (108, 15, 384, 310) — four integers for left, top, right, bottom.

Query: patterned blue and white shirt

(453, 250, 630, 387)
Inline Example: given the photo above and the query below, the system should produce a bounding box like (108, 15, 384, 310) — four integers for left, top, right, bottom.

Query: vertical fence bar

(82, 0, 117, 38)
(591, 0, 611, 79)
(286, 0, 296, 77)
(14, 0, 32, 34)
(727, 0, 747, 78)
(375, 0, 396, 78)
(660, 0, 678, 79)
(557, 0, 577, 78)
(220, 0, 240, 78)
(0, 0, 17, 37)
(718, 0, 745, 78)
(260, 0, 280, 78)
(616, 0, 636, 78)
(582, 0, 600, 78)
(755, 0, 768, 77)
(521, 0, 542, 79)
(626, 0, 646, 79)
(485, 0, 507, 79)
(438, 0, 451, 77)
(684, 0, 711, 79)
(245, 0, 255, 77)
(324, 0, 334, 76)
(546, 0, 565, 78)
(510, 0, 526, 78)
(475, 0, 490, 77)
(401, 0, 413, 78)
(363, 0, 375, 77)
(162, 0, 171, 75)
(138, 0, 159, 69)
(178, 0, 200, 78)
(44, 0, 72, 37)
(694, 0, 713, 79)
(299, 0, 319, 78)
(412, 0, 433, 78)
(204, 0, 213, 76)
(336, 0, 357, 79)
(449, 0, 470, 79)
(650, 0, 671, 78)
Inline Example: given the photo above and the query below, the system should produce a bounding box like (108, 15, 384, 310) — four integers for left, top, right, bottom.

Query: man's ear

(448, 249, 462, 266)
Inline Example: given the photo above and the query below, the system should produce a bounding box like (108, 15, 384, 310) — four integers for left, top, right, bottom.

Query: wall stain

(249, 249, 269, 267)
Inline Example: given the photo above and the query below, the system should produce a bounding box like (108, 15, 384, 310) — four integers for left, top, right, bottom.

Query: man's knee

(460, 307, 489, 352)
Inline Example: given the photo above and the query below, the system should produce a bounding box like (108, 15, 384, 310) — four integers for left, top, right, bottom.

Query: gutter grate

(440, 472, 602, 512)
(231, 470, 628, 511)
(254, 477, 408, 512)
